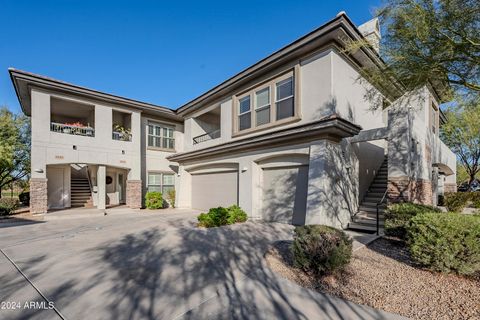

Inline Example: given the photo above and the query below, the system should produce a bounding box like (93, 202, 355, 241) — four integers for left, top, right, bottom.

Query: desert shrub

(197, 205, 248, 228)
(470, 192, 480, 209)
(444, 192, 471, 212)
(18, 192, 30, 206)
(406, 212, 480, 275)
(226, 205, 248, 224)
(198, 207, 229, 228)
(0, 198, 20, 215)
(385, 202, 441, 239)
(291, 225, 352, 276)
(166, 189, 176, 208)
(145, 191, 163, 209)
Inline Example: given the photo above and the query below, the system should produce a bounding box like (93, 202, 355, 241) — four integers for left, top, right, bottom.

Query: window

(276, 77, 294, 120)
(234, 72, 296, 134)
(148, 172, 174, 194)
(255, 87, 270, 126)
(148, 122, 175, 149)
(239, 96, 251, 131)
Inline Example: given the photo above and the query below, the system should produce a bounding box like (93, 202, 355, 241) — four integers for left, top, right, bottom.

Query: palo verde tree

(346, 0, 479, 105)
(441, 98, 480, 187)
(0, 107, 30, 197)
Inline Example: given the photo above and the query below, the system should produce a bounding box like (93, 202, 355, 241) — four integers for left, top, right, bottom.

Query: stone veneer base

(30, 178, 48, 214)
(388, 177, 433, 205)
(126, 180, 142, 209)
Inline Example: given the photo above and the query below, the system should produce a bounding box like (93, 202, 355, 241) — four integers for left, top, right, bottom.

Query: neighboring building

(9, 12, 456, 231)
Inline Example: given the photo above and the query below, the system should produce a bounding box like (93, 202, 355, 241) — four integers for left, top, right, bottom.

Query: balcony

(193, 129, 220, 144)
(51, 122, 95, 137)
(50, 97, 95, 137)
(112, 110, 132, 142)
(191, 106, 221, 145)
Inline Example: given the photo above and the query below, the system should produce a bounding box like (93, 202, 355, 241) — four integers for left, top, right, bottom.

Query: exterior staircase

(71, 178, 93, 208)
(348, 156, 388, 233)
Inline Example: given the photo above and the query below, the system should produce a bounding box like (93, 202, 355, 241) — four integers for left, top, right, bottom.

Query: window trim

(147, 121, 176, 151)
(232, 68, 300, 137)
(147, 171, 175, 194)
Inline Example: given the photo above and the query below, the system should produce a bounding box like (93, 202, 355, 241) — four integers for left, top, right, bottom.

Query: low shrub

(145, 191, 163, 209)
(406, 212, 480, 275)
(444, 192, 471, 212)
(0, 198, 20, 215)
(226, 205, 248, 224)
(18, 192, 30, 206)
(470, 192, 480, 209)
(385, 202, 441, 239)
(197, 205, 248, 228)
(166, 189, 176, 208)
(291, 225, 352, 276)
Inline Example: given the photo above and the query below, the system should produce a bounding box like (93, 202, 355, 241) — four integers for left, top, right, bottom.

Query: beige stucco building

(10, 13, 456, 231)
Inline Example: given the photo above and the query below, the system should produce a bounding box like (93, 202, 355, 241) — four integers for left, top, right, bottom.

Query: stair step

(360, 202, 387, 208)
(353, 217, 385, 226)
(347, 222, 378, 233)
(359, 206, 386, 213)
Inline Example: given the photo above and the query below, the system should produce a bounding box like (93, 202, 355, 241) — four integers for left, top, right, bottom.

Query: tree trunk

(468, 174, 476, 189)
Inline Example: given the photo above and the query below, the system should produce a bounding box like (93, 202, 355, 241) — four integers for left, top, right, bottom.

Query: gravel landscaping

(265, 237, 480, 320)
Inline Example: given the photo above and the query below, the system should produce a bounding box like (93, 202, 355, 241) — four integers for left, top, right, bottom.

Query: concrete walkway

(0, 209, 403, 320)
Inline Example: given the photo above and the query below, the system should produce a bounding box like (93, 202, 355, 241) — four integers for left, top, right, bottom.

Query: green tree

(348, 0, 479, 103)
(0, 107, 30, 198)
(441, 98, 480, 187)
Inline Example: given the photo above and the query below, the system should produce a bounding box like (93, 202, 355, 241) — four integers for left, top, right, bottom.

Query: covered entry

(190, 164, 239, 211)
(259, 154, 309, 225)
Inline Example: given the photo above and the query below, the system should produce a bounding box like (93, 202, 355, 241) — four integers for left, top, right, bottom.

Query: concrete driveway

(0, 208, 402, 320)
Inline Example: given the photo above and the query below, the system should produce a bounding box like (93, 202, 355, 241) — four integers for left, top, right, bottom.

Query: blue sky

(0, 0, 381, 113)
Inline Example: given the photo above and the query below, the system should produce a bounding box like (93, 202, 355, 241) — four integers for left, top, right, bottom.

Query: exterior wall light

(34, 169, 44, 173)
(241, 167, 248, 172)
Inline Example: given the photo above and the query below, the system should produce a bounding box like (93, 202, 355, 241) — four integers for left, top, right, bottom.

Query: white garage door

(262, 165, 308, 225)
(191, 170, 238, 211)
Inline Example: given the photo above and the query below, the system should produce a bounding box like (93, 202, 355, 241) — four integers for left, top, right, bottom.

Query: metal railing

(112, 131, 132, 141)
(376, 189, 388, 235)
(50, 122, 95, 137)
(193, 129, 221, 145)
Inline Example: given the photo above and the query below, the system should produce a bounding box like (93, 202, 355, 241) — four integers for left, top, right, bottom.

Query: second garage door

(191, 170, 238, 211)
(262, 165, 308, 225)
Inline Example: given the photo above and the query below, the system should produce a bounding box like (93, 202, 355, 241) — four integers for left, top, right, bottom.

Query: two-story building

(10, 12, 456, 231)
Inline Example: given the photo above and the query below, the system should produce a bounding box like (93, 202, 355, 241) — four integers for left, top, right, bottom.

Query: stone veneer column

(30, 178, 48, 214)
(444, 183, 457, 193)
(126, 180, 142, 209)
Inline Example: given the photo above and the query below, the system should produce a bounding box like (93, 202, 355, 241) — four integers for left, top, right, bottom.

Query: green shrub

(197, 205, 248, 228)
(226, 205, 248, 224)
(18, 192, 30, 206)
(0, 198, 20, 215)
(444, 192, 471, 212)
(291, 225, 352, 276)
(406, 212, 480, 275)
(385, 202, 441, 239)
(166, 189, 176, 208)
(145, 191, 163, 209)
(470, 192, 480, 209)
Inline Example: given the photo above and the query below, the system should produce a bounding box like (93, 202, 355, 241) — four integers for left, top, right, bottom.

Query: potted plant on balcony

(113, 123, 131, 141)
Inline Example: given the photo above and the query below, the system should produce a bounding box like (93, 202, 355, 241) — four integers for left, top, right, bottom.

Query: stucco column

(305, 140, 352, 228)
(97, 165, 106, 210)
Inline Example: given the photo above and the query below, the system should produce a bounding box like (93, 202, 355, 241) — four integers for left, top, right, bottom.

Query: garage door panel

(191, 171, 238, 210)
(262, 166, 308, 224)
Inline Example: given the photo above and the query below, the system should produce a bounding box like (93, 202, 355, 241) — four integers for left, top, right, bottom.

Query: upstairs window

(148, 122, 175, 150)
(239, 96, 251, 131)
(276, 77, 294, 120)
(255, 87, 270, 126)
(235, 71, 297, 134)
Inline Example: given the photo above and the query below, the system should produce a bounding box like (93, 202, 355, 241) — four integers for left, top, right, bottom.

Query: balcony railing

(50, 122, 95, 137)
(193, 129, 220, 145)
(112, 131, 132, 141)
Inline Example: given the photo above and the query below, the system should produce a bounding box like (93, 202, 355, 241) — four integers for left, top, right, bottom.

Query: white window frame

(275, 77, 295, 121)
(238, 95, 252, 131)
(147, 172, 175, 194)
(255, 87, 271, 126)
(148, 121, 175, 150)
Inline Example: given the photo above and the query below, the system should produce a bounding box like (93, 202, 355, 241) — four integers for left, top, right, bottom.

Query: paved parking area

(0, 208, 402, 320)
